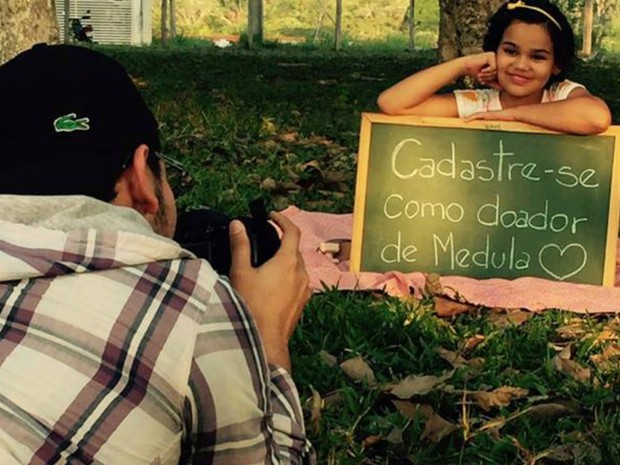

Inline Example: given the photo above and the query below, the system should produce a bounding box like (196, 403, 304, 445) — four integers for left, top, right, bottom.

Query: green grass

(99, 44, 620, 464)
(296, 292, 620, 464)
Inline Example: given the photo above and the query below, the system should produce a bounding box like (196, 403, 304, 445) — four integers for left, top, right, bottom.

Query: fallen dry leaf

(130, 75, 149, 88)
(461, 335, 485, 354)
(278, 131, 298, 142)
(390, 371, 454, 399)
(305, 200, 336, 210)
(478, 402, 576, 434)
(322, 390, 343, 407)
(260, 117, 277, 136)
(558, 344, 572, 360)
(260, 177, 278, 191)
(340, 356, 376, 386)
(279, 181, 302, 192)
(553, 355, 591, 383)
(437, 347, 468, 369)
(541, 444, 574, 462)
(434, 296, 474, 318)
(478, 414, 511, 433)
(467, 357, 486, 368)
(555, 319, 587, 340)
(391, 400, 434, 420)
(590, 343, 620, 372)
(523, 402, 577, 421)
(385, 427, 404, 444)
(472, 386, 529, 412)
(323, 171, 351, 183)
(423, 273, 443, 296)
(317, 190, 347, 199)
(592, 329, 618, 346)
(304, 135, 336, 146)
(297, 159, 322, 173)
(487, 308, 532, 327)
(421, 413, 459, 443)
(319, 350, 338, 367)
(543, 442, 602, 464)
(309, 387, 322, 432)
(361, 434, 382, 448)
(272, 195, 290, 211)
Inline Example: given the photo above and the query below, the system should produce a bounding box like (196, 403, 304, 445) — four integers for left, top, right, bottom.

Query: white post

(64, 0, 71, 43)
(334, 0, 342, 51)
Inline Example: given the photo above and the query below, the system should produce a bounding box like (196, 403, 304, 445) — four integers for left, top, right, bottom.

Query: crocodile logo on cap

(53, 113, 91, 133)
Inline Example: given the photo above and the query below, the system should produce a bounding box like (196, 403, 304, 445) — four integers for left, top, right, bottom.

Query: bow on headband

(507, 0, 563, 30)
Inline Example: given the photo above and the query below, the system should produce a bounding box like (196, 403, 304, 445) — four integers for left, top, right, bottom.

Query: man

(0, 44, 314, 464)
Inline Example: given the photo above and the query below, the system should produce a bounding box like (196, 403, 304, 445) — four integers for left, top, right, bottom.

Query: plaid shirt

(0, 196, 313, 465)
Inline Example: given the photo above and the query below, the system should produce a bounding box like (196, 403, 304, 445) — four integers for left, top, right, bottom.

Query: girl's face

(496, 20, 560, 106)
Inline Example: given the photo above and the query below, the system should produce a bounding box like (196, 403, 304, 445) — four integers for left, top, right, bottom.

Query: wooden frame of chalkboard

(351, 113, 620, 286)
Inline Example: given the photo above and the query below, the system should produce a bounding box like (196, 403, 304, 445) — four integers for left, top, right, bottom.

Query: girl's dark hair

(483, 0, 575, 85)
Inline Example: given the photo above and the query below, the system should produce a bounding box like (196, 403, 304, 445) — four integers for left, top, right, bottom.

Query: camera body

(174, 199, 280, 276)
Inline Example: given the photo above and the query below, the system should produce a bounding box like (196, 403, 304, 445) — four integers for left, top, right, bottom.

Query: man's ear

(111, 144, 159, 216)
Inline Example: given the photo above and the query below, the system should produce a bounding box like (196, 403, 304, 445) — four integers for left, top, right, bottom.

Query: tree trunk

(0, 0, 59, 65)
(438, 0, 503, 62)
(334, 0, 342, 51)
(581, 0, 593, 57)
(248, 0, 263, 48)
(408, 0, 415, 51)
(161, 0, 168, 44)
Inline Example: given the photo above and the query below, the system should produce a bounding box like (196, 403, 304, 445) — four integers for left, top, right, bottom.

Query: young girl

(377, 0, 611, 135)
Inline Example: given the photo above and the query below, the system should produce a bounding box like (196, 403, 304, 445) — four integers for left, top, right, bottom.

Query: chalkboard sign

(351, 114, 620, 286)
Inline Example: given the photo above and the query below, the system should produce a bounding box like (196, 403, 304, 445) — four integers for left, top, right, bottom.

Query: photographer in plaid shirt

(0, 44, 314, 465)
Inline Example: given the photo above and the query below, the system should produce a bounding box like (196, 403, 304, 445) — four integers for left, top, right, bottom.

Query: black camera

(173, 199, 281, 276)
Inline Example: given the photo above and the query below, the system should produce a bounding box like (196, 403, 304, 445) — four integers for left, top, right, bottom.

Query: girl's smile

(496, 20, 559, 108)
(506, 72, 533, 86)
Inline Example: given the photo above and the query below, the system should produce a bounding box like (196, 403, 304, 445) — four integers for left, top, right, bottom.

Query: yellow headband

(506, 0, 563, 31)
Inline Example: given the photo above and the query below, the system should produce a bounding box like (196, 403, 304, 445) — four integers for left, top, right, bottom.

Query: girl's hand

(464, 52, 501, 90)
(464, 108, 517, 123)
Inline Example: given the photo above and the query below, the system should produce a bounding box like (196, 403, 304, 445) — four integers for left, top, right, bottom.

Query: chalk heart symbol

(538, 243, 587, 281)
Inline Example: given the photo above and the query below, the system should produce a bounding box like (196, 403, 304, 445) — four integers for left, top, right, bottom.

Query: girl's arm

(466, 88, 612, 135)
(377, 52, 497, 117)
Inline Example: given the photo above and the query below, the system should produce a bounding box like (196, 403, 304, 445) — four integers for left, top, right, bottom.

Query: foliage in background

(556, 0, 620, 51)
(152, 0, 620, 52)
(153, 0, 435, 49)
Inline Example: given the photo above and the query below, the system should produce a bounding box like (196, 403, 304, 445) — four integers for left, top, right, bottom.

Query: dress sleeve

(454, 89, 499, 118)
(184, 274, 315, 465)
(547, 80, 586, 101)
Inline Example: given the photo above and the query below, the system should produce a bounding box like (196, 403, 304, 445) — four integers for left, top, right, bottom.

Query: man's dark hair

(483, 0, 575, 86)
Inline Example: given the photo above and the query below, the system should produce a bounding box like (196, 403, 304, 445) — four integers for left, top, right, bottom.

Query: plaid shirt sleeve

(183, 274, 314, 465)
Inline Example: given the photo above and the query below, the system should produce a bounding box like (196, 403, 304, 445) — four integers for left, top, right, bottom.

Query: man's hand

(463, 52, 501, 90)
(228, 211, 311, 371)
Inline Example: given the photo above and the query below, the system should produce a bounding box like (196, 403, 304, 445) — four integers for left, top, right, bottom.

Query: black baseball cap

(0, 43, 160, 200)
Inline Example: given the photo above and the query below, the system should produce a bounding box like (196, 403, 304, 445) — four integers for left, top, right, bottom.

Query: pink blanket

(281, 206, 620, 314)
